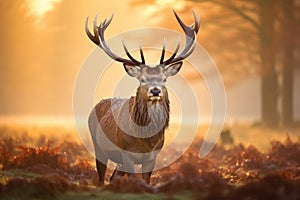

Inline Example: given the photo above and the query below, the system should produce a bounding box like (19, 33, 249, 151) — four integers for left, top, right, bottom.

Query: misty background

(0, 0, 299, 127)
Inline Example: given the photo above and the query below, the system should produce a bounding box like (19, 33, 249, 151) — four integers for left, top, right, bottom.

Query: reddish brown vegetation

(0, 136, 98, 198)
(101, 136, 300, 199)
(0, 135, 300, 199)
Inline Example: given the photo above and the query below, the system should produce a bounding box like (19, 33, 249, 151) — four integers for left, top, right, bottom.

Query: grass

(59, 190, 169, 200)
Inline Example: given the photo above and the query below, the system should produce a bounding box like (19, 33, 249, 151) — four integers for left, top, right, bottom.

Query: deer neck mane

(131, 87, 170, 131)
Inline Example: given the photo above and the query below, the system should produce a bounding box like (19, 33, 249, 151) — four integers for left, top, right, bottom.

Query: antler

(85, 10, 200, 67)
(85, 14, 145, 66)
(160, 10, 200, 66)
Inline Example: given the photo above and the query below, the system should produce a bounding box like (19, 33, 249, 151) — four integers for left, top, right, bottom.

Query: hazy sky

(0, 0, 152, 116)
(0, 0, 208, 117)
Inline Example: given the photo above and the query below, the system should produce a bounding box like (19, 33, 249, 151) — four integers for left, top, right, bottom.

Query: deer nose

(150, 87, 161, 96)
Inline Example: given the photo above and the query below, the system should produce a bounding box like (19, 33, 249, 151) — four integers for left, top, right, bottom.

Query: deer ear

(123, 63, 141, 77)
(164, 62, 182, 77)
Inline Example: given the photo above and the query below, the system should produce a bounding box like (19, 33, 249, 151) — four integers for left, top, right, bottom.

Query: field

(0, 122, 300, 200)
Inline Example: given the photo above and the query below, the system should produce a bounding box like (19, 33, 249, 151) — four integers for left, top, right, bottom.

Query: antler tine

(101, 14, 114, 30)
(161, 10, 200, 65)
(97, 14, 113, 44)
(85, 13, 143, 66)
(122, 39, 143, 65)
(173, 10, 196, 53)
(168, 32, 197, 64)
(85, 17, 100, 45)
(139, 42, 145, 64)
(173, 10, 192, 35)
(162, 36, 181, 65)
(93, 14, 100, 42)
(160, 37, 166, 64)
(192, 9, 200, 34)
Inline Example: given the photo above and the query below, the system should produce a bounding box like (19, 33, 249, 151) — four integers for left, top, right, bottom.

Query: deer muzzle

(148, 86, 162, 101)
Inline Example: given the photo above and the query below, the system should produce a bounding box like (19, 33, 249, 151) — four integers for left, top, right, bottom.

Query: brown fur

(92, 86, 169, 154)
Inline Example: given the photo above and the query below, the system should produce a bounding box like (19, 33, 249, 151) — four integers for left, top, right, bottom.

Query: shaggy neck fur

(132, 87, 170, 132)
(128, 87, 170, 152)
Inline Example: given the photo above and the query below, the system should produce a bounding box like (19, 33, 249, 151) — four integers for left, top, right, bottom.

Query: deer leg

(142, 160, 155, 184)
(110, 164, 126, 182)
(94, 146, 108, 186)
(121, 153, 137, 179)
(96, 158, 107, 186)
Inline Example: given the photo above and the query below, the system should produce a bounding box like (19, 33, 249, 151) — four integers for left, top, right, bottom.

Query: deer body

(89, 90, 169, 157)
(85, 10, 200, 185)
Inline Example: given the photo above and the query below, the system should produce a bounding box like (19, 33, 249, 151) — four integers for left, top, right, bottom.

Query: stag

(85, 10, 200, 186)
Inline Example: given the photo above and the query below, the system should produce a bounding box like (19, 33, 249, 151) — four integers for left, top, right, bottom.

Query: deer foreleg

(110, 164, 126, 182)
(142, 159, 155, 184)
(93, 147, 108, 186)
(96, 158, 107, 186)
(121, 153, 137, 179)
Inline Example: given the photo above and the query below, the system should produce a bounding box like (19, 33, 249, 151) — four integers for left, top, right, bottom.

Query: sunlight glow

(156, 0, 186, 10)
(140, 0, 188, 25)
(26, 0, 61, 24)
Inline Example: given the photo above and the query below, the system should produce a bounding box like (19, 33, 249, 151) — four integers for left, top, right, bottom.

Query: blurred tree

(258, 0, 278, 127)
(200, 0, 280, 127)
(195, 0, 299, 127)
(197, 0, 300, 127)
(278, 0, 296, 127)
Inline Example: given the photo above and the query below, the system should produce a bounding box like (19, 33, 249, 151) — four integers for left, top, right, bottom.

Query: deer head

(85, 10, 200, 102)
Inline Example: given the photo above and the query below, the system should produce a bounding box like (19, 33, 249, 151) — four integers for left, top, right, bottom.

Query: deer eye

(141, 79, 146, 83)
(163, 78, 167, 82)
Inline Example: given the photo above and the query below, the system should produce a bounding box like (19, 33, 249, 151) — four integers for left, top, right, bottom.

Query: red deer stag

(85, 10, 200, 186)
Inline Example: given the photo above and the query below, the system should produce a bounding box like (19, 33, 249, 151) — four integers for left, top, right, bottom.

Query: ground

(0, 123, 299, 200)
